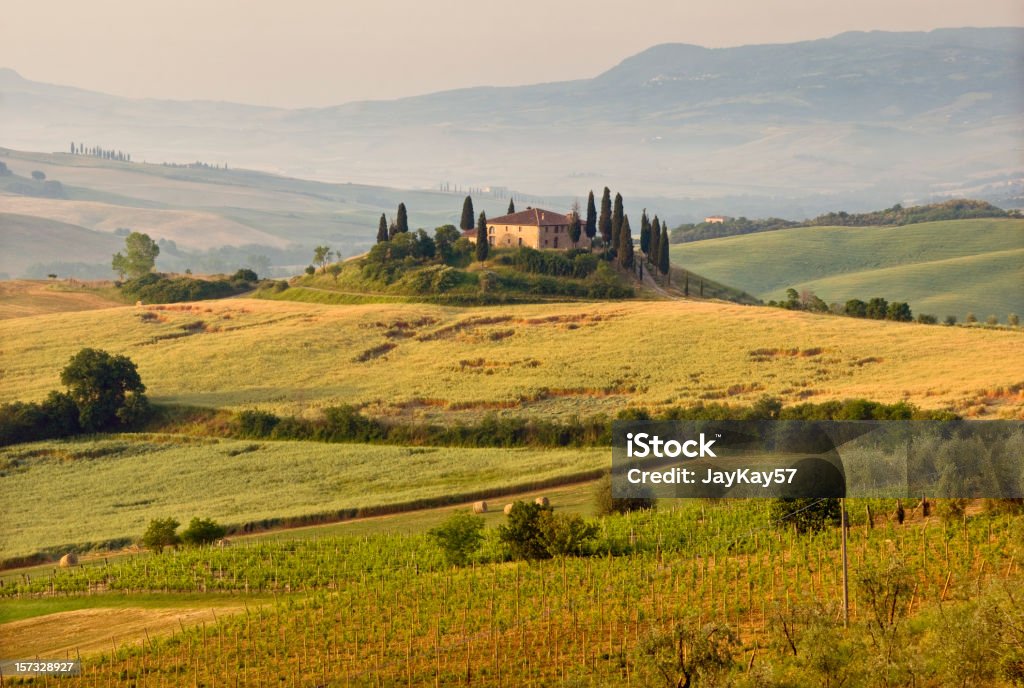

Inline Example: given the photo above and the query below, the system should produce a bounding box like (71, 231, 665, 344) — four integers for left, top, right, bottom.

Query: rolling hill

(0, 212, 122, 278)
(0, 298, 1020, 420)
(670, 218, 1024, 319)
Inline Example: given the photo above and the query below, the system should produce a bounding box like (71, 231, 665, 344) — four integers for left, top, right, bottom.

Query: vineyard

(4, 499, 1022, 686)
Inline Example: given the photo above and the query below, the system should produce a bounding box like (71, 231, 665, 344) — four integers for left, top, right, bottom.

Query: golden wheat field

(0, 297, 1021, 419)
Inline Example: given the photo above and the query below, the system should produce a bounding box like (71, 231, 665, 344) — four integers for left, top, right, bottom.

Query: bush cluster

(120, 270, 260, 304)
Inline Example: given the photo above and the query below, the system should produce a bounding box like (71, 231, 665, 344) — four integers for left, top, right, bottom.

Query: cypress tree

(611, 193, 624, 252)
(376, 213, 388, 243)
(639, 209, 651, 256)
(618, 216, 634, 269)
(700, 280, 704, 297)
(460, 196, 475, 230)
(475, 211, 489, 261)
(569, 208, 582, 247)
(658, 226, 670, 278)
(507, 198, 515, 214)
(396, 203, 409, 234)
(598, 187, 612, 245)
(649, 218, 661, 266)
(684, 272, 689, 297)
(585, 191, 597, 246)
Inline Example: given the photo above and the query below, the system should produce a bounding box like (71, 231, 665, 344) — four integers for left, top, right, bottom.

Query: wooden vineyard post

(841, 497, 849, 628)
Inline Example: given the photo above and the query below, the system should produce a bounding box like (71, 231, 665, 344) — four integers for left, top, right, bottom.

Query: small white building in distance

(704, 215, 731, 224)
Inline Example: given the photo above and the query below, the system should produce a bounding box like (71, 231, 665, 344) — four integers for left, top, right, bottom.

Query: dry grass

(0, 297, 1021, 420)
(0, 280, 123, 320)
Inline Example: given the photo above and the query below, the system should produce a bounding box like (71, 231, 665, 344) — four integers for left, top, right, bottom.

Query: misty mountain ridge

(1, 28, 1021, 214)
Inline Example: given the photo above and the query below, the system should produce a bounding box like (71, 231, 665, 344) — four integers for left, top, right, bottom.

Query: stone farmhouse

(463, 207, 579, 250)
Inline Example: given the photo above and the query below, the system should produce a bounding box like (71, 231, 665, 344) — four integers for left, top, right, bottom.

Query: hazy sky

(3, 0, 1021, 108)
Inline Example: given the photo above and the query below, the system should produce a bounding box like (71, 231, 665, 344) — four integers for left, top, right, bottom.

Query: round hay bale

(58, 553, 78, 567)
(472, 501, 488, 514)
(503, 503, 514, 515)
(534, 496, 549, 508)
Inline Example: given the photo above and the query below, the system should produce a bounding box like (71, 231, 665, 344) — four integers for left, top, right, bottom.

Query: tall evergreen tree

(598, 187, 612, 245)
(507, 198, 516, 214)
(649, 217, 661, 262)
(611, 193, 624, 252)
(475, 211, 489, 261)
(618, 216, 634, 269)
(460, 196, 475, 231)
(585, 191, 597, 246)
(376, 213, 388, 244)
(396, 203, 409, 234)
(684, 272, 689, 297)
(568, 205, 582, 247)
(639, 210, 651, 256)
(658, 226, 670, 278)
(649, 218, 661, 266)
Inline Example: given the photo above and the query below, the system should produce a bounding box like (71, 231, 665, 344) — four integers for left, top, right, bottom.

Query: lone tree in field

(475, 211, 489, 261)
(460, 196, 475, 231)
(60, 348, 149, 431)
(111, 231, 159, 279)
(611, 193, 624, 252)
(428, 511, 485, 566)
(568, 202, 582, 248)
(507, 197, 516, 214)
(618, 215, 634, 269)
(376, 213, 388, 243)
(142, 517, 180, 554)
(395, 203, 410, 234)
(658, 225, 670, 279)
(313, 246, 332, 272)
(498, 501, 553, 560)
(598, 187, 612, 245)
(585, 190, 597, 247)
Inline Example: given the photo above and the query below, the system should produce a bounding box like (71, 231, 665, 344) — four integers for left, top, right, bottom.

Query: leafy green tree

(887, 302, 913, 322)
(415, 229, 436, 259)
(944, 315, 958, 326)
(658, 226, 670, 277)
(428, 511, 485, 566)
(865, 297, 889, 319)
(611, 193, 624, 252)
(31, 170, 46, 181)
(327, 263, 342, 282)
(1009, 313, 1020, 327)
(112, 232, 159, 279)
(585, 191, 597, 245)
(498, 501, 552, 560)
(845, 299, 867, 318)
(181, 517, 226, 546)
(537, 511, 597, 557)
(460, 196, 475, 231)
(313, 246, 332, 272)
(966, 312, 977, 323)
(618, 215, 634, 269)
(376, 213, 388, 243)
(475, 211, 489, 261)
(60, 348, 148, 431)
(142, 517, 180, 554)
(507, 198, 515, 214)
(598, 187, 612, 245)
(434, 224, 461, 264)
(395, 203, 409, 234)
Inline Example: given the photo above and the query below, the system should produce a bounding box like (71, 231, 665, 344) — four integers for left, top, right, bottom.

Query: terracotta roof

(487, 208, 572, 227)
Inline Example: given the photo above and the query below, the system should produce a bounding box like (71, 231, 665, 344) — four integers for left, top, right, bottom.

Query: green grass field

(670, 218, 1024, 320)
(0, 434, 605, 562)
(1, 297, 1021, 421)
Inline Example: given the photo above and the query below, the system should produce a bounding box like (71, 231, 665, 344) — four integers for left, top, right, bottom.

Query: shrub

(986, 314, 1000, 326)
(1010, 313, 1020, 327)
(594, 472, 656, 515)
(498, 501, 553, 560)
(232, 268, 259, 282)
(142, 517, 180, 553)
(235, 409, 280, 438)
(60, 348, 148, 431)
(180, 517, 227, 546)
(944, 315, 958, 326)
(770, 497, 840, 534)
(936, 498, 969, 523)
(537, 511, 598, 557)
(428, 511, 485, 566)
(916, 313, 937, 325)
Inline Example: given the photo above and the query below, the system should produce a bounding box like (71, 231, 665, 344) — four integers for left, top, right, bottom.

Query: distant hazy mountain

(2, 28, 1021, 216)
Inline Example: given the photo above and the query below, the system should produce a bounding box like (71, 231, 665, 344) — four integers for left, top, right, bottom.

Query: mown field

(0, 279, 122, 319)
(0, 434, 605, 562)
(670, 218, 1024, 320)
(1, 298, 1021, 420)
(3, 499, 1021, 686)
